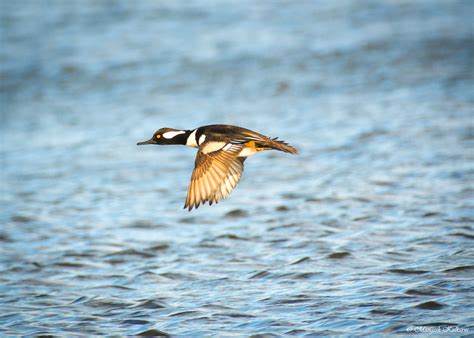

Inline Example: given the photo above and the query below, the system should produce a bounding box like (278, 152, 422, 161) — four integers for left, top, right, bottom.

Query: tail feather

(268, 137, 298, 154)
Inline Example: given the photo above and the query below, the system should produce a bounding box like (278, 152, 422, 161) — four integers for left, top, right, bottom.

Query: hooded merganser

(137, 124, 297, 211)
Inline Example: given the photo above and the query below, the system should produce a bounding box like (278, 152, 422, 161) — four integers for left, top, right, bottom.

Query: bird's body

(137, 124, 297, 210)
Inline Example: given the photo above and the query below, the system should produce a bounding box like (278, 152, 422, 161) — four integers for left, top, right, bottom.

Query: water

(1, 0, 473, 335)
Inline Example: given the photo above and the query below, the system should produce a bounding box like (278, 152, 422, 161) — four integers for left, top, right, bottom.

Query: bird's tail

(266, 137, 298, 154)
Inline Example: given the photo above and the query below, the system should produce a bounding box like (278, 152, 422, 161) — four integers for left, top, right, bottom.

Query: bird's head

(137, 128, 188, 146)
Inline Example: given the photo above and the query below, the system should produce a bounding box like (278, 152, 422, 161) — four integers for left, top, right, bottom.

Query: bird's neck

(171, 130, 193, 145)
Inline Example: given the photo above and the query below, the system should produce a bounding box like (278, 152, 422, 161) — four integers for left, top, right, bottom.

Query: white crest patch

(198, 134, 206, 145)
(163, 130, 185, 139)
(186, 129, 198, 148)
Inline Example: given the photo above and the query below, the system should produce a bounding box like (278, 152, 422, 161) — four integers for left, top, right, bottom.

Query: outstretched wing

(184, 143, 245, 211)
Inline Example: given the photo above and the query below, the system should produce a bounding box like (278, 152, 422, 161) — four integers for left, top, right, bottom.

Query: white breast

(186, 129, 198, 148)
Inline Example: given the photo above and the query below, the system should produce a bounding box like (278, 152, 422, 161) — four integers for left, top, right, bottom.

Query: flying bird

(137, 124, 297, 211)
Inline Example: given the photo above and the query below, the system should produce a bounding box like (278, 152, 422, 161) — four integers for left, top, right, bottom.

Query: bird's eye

(155, 134, 161, 139)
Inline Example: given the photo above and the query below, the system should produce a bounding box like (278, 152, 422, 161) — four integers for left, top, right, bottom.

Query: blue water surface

(1, 0, 473, 335)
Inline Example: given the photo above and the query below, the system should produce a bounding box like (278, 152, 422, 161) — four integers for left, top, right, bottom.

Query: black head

(137, 128, 189, 146)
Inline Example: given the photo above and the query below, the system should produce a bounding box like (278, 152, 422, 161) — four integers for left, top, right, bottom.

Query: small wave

(387, 268, 429, 275)
(136, 329, 170, 336)
(104, 249, 155, 258)
(404, 288, 441, 296)
(443, 265, 474, 272)
(414, 301, 445, 310)
(327, 252, 351, 259)
(216, 234, 251, 241)
(169, 310, 200, 317)
(449, 232, 474, 240)
(52, 261, 88, 268)
(250, 271, 271, 279)
(370, 308, 403, 316)
(224, 209, 249, 218)
(146, 243, 170, 251)
(122, 319, 150, 325)
(10, 215, 35, 223)
(132, 299, 167, 309)
(84, 297, 134, 309)
(290, 256, 311, 265)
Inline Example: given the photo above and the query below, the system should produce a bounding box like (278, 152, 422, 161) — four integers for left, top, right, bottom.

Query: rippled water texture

(1, 0, 473, 335)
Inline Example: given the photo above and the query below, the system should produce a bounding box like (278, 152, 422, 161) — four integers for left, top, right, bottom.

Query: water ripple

(1, 0, 472, 335)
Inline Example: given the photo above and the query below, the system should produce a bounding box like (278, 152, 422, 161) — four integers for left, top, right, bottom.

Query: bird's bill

(137, 139, 157, 145)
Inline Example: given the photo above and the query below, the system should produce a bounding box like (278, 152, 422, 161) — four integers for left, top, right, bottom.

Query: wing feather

(184, 144, 245, 211)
